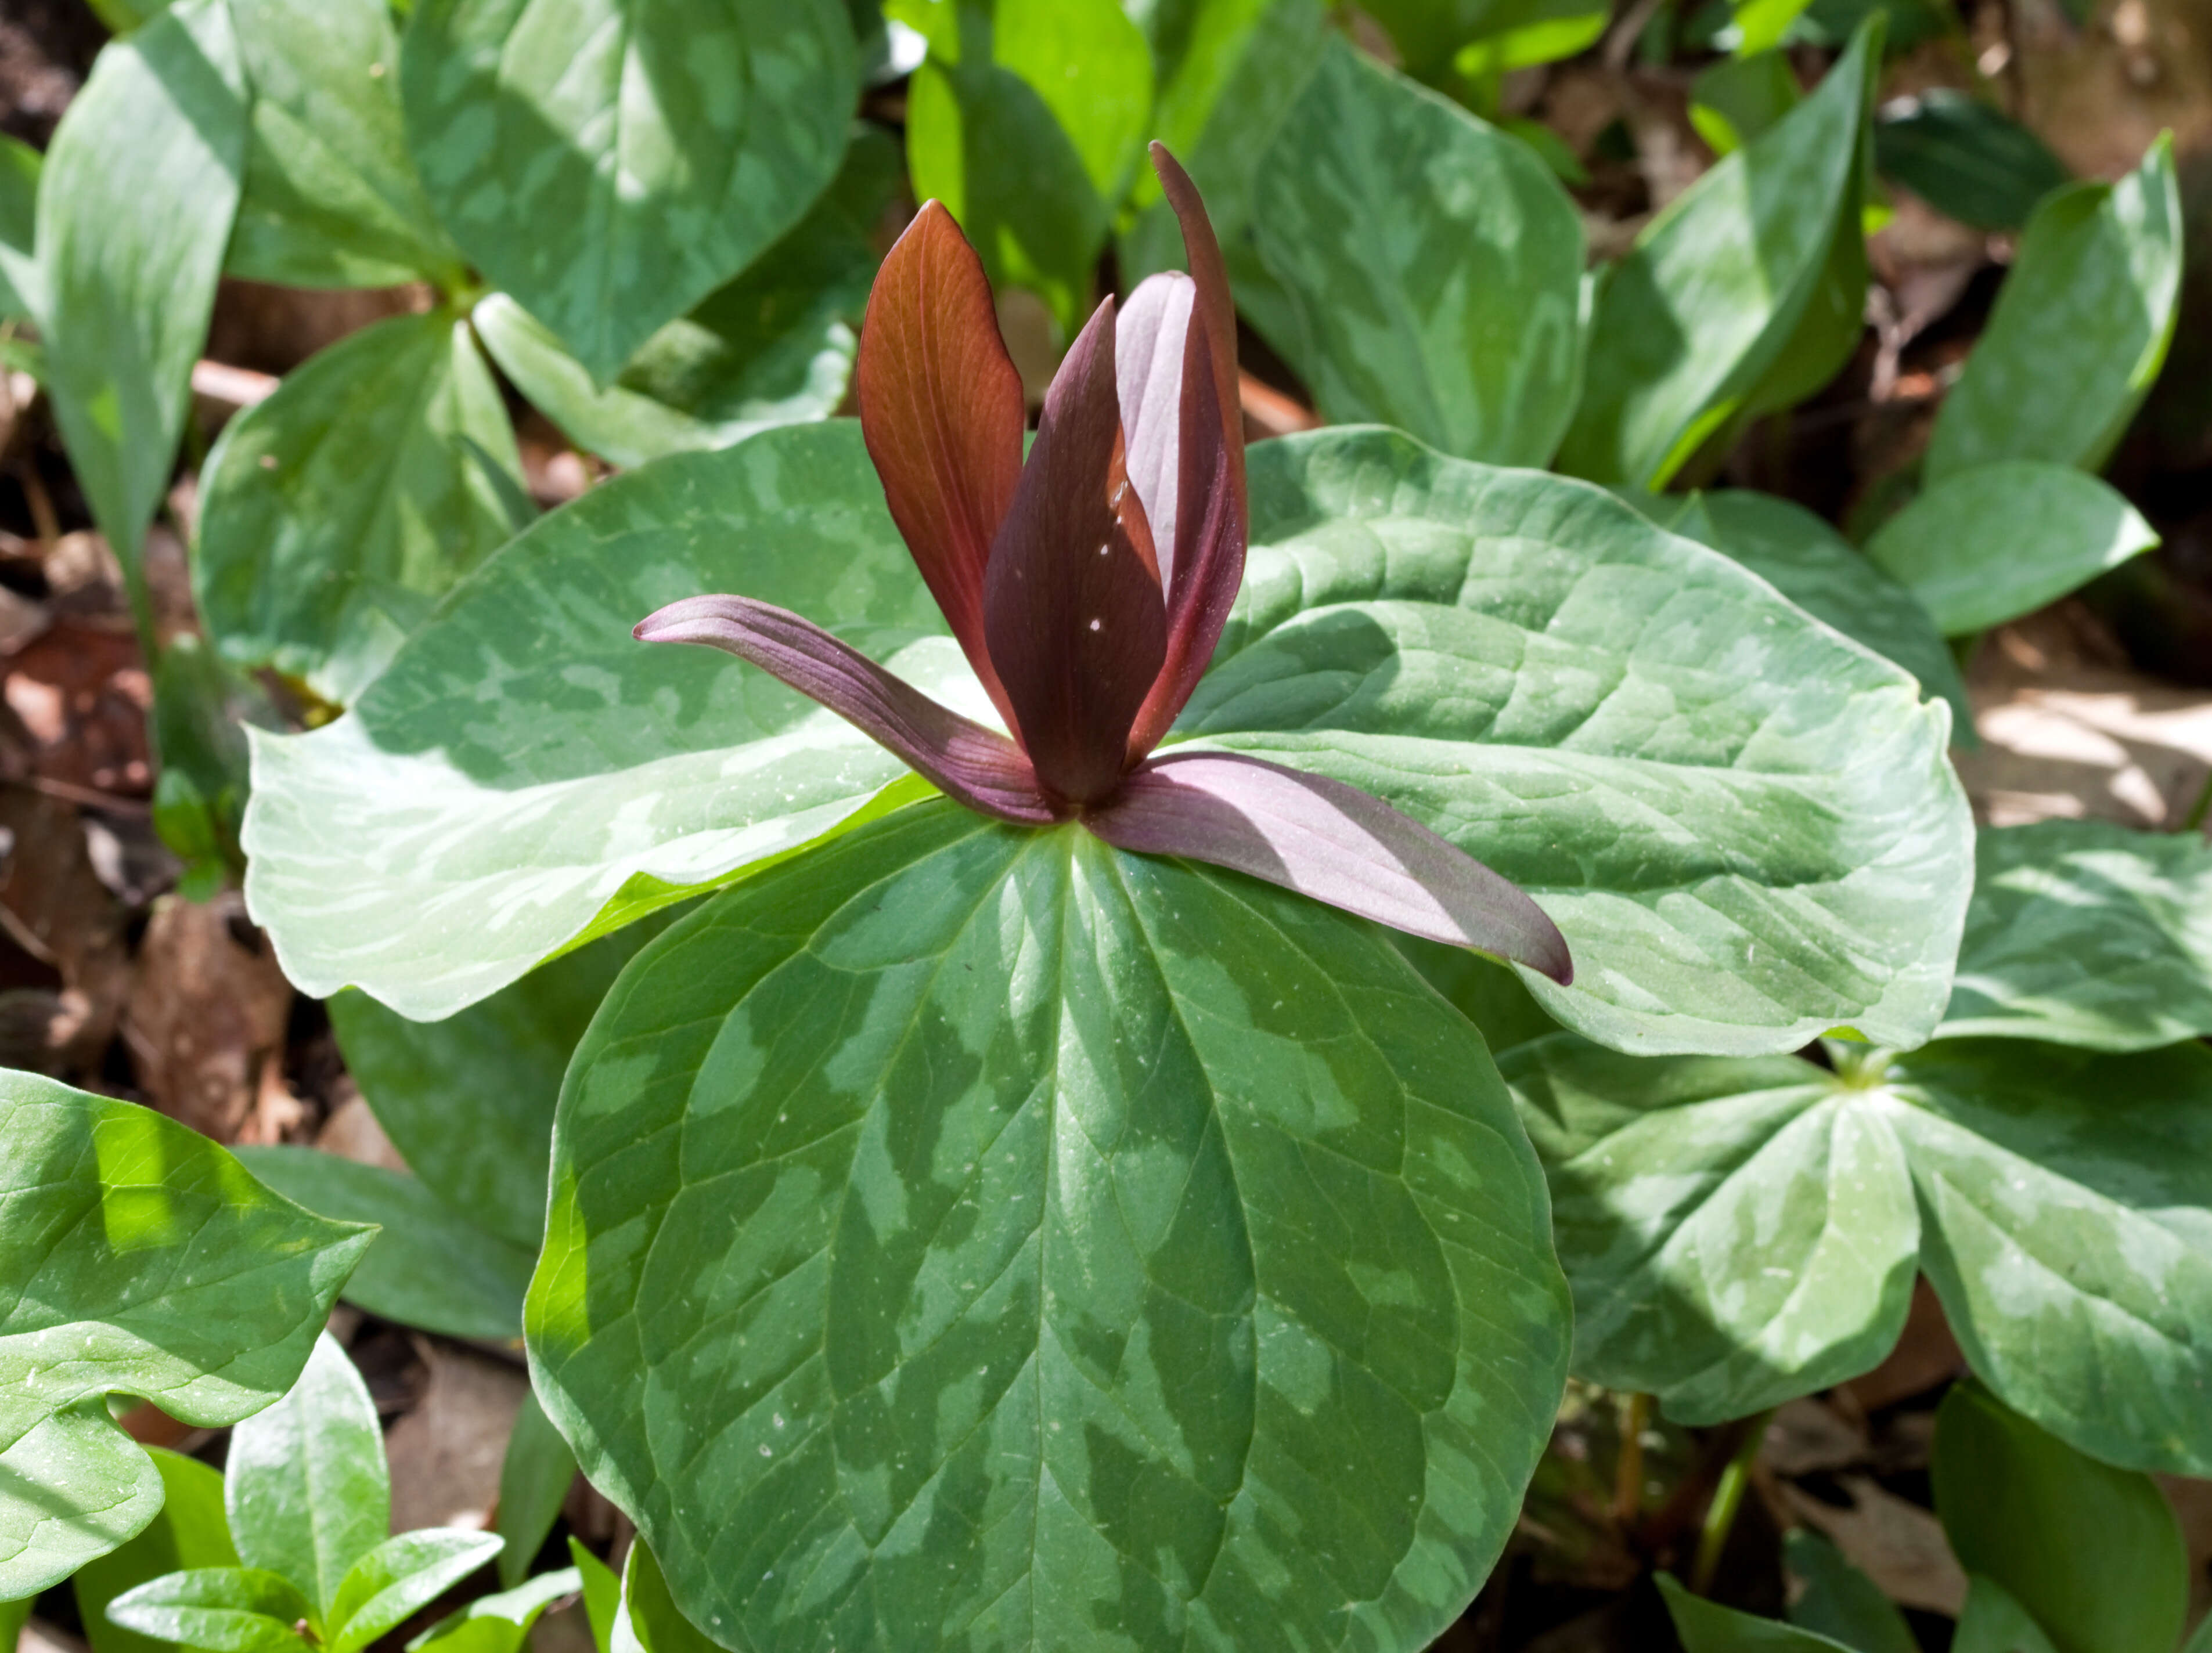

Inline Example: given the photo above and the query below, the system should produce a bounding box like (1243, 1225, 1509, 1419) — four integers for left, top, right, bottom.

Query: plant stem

(1690, 1409, 1773, 1593)
(1615, 1392, 1651, 1526)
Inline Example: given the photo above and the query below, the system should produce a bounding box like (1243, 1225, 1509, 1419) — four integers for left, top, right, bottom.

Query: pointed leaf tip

(1087, 752, 1573, 983)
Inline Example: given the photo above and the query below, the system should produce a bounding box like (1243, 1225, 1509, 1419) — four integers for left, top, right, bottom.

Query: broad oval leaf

(77, 1449, 239, 1653)
(0, 1077, 370, 1598)
(1865, 461, 2157, 637)
(1185, 428, 1973, 1056)
(1925, 136, 2181, 482)
(197, 311, 525, 705)
(1937, 819, 2212, 1051)
(527, 801, 1570, 1651)
(1658, 1573, 1857, 1652)
(235, 1150, 535, 1341)
(1554, 23, 1875, 488)
(328, 1531, 504, 1653)
(1872, 89, 2070, 234)
(410, 1567, 582, 1653)
(1246, 37, 1586, 467)
(399, 0, 858, 381)
(1782, 1531, 1918, 1653)
(1953, 1576, 2061, 1653)
(242, 422, 975, 1019)
(104, 1569, 315, 1653)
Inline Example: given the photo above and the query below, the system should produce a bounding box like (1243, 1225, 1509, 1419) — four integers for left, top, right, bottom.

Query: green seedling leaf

(1246, 38, 1586, 467)
(226, 1333, 388, 1629)
(1783, 1530, 1916, 1653)
(234, 1150, 534, 1340)
(474, 127, 898, 470)
(0, 136, 37, 320)
(1873, 89, 2069, 233)
(609, 1545, 711, 1653)
(327, 1532, 504, 1653)
(492, 1392, 576, 1589)
(567, 1541, 620, 1653)
(78, 1449, 239, 1653)
(891, 0, 1154, 333)
(409, 1567, 579, 1653)
(1934, 1380, 2186, 1653)
(225, 0, 464, 288)
(105, 1569, 315, 1653)
(528, 802, 1570, 1650)
(1926, 137, 2181, 481)
(0, 1077, 371, 1598)
(1940, 819, 2212, 1050)
(0, 1598, 28, 1653)
(1556, 22, 1875, 488)
(242, 424, 974, 1019)
(196, 310, 525, 705)
(1866, 461, 2158, 636)
(34, 0, 246, 612)
(1953, 1576, 2061, 1653)
(1623, 488, 1971, 727)
(1689, 50, 1800, 156)
(150, 634, 276, 891)
(401, 0, 855, 381)
(1658, 1573, 1856, 1650)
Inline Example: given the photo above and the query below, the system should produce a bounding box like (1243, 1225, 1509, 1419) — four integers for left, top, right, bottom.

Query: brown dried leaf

(383, 1340, 529, 1536)
(1779, 1475, 1967, 1615)
(122, 892, 293, 1141)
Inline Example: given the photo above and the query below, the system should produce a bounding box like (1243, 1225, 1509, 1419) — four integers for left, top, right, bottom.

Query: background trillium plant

(636, 145, 1573, 984)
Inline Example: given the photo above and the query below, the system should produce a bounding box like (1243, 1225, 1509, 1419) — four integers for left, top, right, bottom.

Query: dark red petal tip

(1086, 752, 1573, 984)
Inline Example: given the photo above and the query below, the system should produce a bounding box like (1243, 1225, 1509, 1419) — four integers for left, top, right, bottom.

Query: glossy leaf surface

(409, 1567, 580, 1653)
(1872, 89, 2069, 233)
(197, 311, 525, 704)
(1939, 819, 2212, 1050)
(235, 1149, 534, 1340)
(1933, 1381, 2186, 1653)
(528, 802, 1570, 1651)
(105, 1569, 314, 1653)
(77, 1449, 238, 1653)
(1865, 461, 2157, 637)
(1926, 138, 2181, 481)
(0, 1075, 370, 1598)
(1246, 38, 1585, 466)
(610, 1544, 714, 1653)
(401, 0, 856, 380)
(1555, 25, 1874, 488)
(328, 1532, 504, 1653)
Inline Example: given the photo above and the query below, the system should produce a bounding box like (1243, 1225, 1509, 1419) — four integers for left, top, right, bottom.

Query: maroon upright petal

(1150, 144, 1244, 507)
(1086, 752, 1574, 982)
(982, 297, 1168, 807)
(1116, 270, 1195, 584)
(855, 201, 1027, 734)
(635, 594, 1058, 826)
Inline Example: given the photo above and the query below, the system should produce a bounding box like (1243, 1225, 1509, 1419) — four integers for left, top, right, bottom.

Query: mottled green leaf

(1503, 1034, 1918, 1422)
(410, 1567, 580, 1653)
(34, 0, 246, 589)
(0, 1076, 370, 1599)
(528, 802, 1570, 1651)
(225, 1333, 388, 1629)
(1783, 1531, 1916, 1653)
(196, 311, 524, 704)
(1939, 820, 2212, 1051)
(104, 1571, 314, 1653)
(1624, 488, 1971, 727)
(1396, 939, 1559, 1058)
(1555, 23, 1875, 488)
(78, 1450, 238, 1653)
(0, 136, 37, 321)
(225, 0, 463, 288)
(400, 0, 856, 381)
(1952, 1576, 2060, 1653)
(1247, 38, 1586, 467)
(1926, 138, 2181, 481)
(1874, 89, 2069, 233)
(1188, 428, 1973, 1056)
(1659, 1573, 1856, 1651)
(891, 0, 1153, 332)
(492, 1393, 575, 1590)
(1933, 1380, 2186, 1653)
(327, 927, 660, 1253)
(328, 1532, 503, 1653)
(474, 128, 898, 470)
(233, 1149, 533, 1341)
(1866, 461, 2157, 636)
(242, 424, 970, 1019)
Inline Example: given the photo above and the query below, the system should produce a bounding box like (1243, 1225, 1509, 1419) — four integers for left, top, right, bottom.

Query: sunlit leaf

(77, 1450, 238, 1653)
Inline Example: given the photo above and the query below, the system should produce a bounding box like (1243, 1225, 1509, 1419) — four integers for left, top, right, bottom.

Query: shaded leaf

(1952, 1576, 2061, 1653)
(608, 1545, 711, 1653)
(235, 1149, 533, 1341)
(492, 1392, 575, 1590)
(0, 135, 37, 321)
(1247, 38, 1586, 467)
(1926, 138, 2181, 481)
(1689, 50, 1800, 156)
(77, 1449, 239, 1653)
(328, 1532, 503, 1653)
(196, 311, 525, 705)
(0, 1075, 370, 1598)
(527, 802, 1569, 1651)
(1865, 461, 2157, 637)
(1784, 1529, 1918, 1653)
(1659, 1573, 1857, 1651)
(1933, 1380, 2186, 1653)
(104, 1571, 313, 1653)
(1873, 89, 2069, 233)
(568, 1541, 620, 1653)
(400, 0, 856, 380)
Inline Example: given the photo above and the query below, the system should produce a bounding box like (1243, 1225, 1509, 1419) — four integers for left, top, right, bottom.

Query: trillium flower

(636, 145, 1571, 983)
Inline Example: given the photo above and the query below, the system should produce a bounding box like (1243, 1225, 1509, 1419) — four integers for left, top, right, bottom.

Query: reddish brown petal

(1116, 270, 1195, 580)
(1086, 752, 1573, 983)
(1150, 143, 1243, 505)
(855, 200, 1027, 732)
(982, 297, 1166, 807)
(635, 594, 1058, 826)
